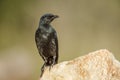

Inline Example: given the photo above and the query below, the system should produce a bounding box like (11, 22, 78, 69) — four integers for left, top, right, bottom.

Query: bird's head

(40, 13, 59, 25)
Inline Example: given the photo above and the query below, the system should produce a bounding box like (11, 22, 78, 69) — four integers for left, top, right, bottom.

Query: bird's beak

(50, 15, 59, 22)
(54, 15, 59, 18)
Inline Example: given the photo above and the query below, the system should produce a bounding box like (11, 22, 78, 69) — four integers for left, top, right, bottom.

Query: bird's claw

(49, 63, 55, 71)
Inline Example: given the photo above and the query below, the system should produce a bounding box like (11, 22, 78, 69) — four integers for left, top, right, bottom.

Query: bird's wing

(35, 28, 42, 55)
(54, 33, 58, 63)
(49, 32, 58, 63)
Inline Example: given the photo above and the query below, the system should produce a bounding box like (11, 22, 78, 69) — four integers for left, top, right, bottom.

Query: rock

(40, 49, 120, 80)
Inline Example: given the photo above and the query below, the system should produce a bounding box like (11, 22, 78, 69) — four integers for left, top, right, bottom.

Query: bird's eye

(47, 17, 50, 19)
(47, 16, 52, 19)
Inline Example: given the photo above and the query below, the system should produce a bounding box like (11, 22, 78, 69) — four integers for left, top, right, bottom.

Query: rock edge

(40, 49, 120, 80)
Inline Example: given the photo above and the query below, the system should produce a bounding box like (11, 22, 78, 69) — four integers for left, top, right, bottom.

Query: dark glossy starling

(35, 13, 59, 76)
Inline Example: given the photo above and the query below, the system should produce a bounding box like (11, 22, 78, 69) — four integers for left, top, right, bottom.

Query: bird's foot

(49, 63, 55, 71)
(49, 65, 52, 71)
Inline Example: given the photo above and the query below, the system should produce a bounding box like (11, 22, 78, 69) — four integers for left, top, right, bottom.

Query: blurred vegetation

(0, 0, 120, 80)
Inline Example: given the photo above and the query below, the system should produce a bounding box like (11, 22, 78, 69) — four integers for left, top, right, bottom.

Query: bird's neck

(39, 23, 51, 29)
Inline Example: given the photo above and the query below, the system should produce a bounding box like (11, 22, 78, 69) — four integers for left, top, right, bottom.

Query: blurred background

(0, 0, 120, 80)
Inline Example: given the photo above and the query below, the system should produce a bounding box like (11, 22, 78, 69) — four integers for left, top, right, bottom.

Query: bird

(35, 13, 59, 77)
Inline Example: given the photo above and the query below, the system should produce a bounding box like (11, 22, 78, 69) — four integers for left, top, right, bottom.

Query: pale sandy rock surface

(40, 49, 120, 80)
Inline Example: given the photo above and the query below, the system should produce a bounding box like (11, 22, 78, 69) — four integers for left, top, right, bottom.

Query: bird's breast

(42, 33, 49, 39)
(40, 26, 54, 40)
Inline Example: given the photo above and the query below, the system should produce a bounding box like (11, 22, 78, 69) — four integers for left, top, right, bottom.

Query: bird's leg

(49, 56, 57, 70)
(52, 56, 57, 65)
